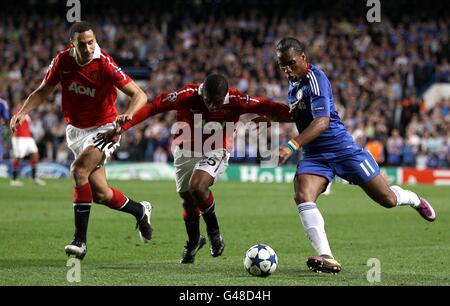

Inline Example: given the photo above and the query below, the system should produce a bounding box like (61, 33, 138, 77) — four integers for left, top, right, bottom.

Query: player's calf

(377, 191, 397, 208)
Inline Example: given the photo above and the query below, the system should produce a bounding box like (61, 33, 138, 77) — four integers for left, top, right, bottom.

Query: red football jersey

(13, 115, 32, 137)
(44, 44, 131, 128)
(123, 84, 290, 151)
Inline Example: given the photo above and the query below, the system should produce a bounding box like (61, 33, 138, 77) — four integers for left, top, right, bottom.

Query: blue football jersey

(0, 98, 10, 121)
(287, 64, 357, 157)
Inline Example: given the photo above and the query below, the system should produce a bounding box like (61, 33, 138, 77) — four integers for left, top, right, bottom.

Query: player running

(10, 21, 152, 260)
(95, 74, 290, 264)
(10, 103, 46, 187)
(275, 37, 436, 274)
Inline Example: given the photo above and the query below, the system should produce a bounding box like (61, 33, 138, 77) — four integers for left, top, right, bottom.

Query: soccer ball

(243, 244, 278, 277)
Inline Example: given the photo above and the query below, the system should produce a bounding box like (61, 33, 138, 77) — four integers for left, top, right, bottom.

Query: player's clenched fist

(278, 146, 293, 165)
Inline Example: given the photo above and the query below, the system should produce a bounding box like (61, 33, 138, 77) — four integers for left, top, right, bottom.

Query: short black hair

(68, 21, 95, 40)
(203, 74, 229, 97)
(276, 37, 306, 55)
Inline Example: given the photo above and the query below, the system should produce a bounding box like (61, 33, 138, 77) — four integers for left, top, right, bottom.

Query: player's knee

(179, 192, 195, 209)
(30, 153, 39, 163)
(70, 163, 89, 182)
(189, 181, 209, 199)
(182, 200, 196, 211)
(294, 190, 312, 204)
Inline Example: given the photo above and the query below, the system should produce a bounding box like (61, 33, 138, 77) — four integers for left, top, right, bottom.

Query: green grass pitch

(0, 178, 449, 285)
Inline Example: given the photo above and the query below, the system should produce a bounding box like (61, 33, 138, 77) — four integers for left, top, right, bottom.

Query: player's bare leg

(179, 191, 205, 264)
(89, 166, 153, 243)
(71, 147, 103, 187)
(360, 174, 436, 221)
(189, 169, 225, 258)
(294, 174, 342, 274)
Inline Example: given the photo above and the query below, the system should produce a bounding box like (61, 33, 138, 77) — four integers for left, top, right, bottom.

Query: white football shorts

(11, 137, 39, 159)
(66, 122, 120, 165)
(173, 146, 230, 193)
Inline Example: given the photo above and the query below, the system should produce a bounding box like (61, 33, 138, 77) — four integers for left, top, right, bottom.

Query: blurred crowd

(1, 0, 449, 168)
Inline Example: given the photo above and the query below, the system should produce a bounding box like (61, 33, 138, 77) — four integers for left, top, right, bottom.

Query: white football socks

(297, 202, 333, 257)
(390, 185, 421, 208)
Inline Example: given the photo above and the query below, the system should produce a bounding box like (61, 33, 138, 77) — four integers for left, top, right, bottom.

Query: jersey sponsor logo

(68, 82, 96, 97)
(297, 102, 307, 110)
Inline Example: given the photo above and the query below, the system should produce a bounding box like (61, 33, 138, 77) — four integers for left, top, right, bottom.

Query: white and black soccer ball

(243, 244, 278, 277)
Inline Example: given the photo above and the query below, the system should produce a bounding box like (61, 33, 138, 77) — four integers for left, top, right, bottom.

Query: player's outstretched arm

(278, 116, 330, 165)
(245, 96, 292, 122)
(120, 90, 179, 132)
(94, 89, 179, 150)
(117, 80, 148, 126)
(10, 81, 55, 133)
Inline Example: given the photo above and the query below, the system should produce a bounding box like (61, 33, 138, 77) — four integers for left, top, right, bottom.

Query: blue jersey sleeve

(307, 71, 330, 118)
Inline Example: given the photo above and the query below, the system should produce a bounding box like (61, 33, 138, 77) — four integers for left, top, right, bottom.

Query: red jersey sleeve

(44, 55, 62, 86)
(233, 90, 291, 121)
(122, 91, 178, 131)
(103, 54, 132, 89)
